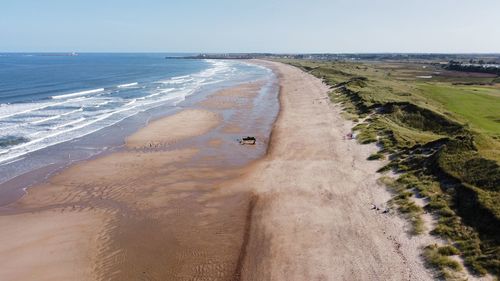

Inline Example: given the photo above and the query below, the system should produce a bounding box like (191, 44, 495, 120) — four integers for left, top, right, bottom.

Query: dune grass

(281, 59, 500, 278)
(380, 176, 425, 235)
(423, 245, 463, 279)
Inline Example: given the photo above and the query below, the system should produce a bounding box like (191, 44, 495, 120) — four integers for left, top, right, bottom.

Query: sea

(0, 53, 273, 205)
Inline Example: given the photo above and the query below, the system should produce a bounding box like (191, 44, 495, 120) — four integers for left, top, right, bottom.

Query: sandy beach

(238, 61, 435, 280)
(0, 61, 435, 280)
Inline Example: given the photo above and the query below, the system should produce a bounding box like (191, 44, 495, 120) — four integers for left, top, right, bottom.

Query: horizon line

(1, 51, 500, 55)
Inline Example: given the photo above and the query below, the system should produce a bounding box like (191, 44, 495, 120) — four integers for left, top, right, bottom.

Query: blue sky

(1, 0, 499, 53)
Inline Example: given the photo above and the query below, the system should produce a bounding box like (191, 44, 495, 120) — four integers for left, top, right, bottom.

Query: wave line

(51, 88, 104, 99)
(117, 82, 138, 88)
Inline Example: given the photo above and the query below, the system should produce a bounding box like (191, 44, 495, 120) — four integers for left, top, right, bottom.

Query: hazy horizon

(2, 0, 500, 53)
(2, 52, 500, 55)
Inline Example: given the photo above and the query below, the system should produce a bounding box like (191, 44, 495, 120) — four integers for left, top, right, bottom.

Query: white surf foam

(0, 106, 139, 162)
(31, 108, 84, 125)
(50, 117, 87, 130)
(0, 100, 68, 120)
(117, 82, 138, 88)
(0, 59, 270, 165)
(51, 88, 104, 99)
(139, 88, 175, 99)
(171, 75, 190, 80)
(124, 99, 137, 106)
(162, 78, 193, 84)
(0, 156, 25, 167)
(94, 100, 111, 107)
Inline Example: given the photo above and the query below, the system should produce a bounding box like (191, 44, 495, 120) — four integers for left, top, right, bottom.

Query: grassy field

(417, 84, 500, 135)
(417, 83, 500, 160)
(280, 59, 500, 279)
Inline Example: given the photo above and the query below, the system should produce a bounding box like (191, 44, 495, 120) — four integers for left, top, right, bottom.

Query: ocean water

(0, 53, 271, 199)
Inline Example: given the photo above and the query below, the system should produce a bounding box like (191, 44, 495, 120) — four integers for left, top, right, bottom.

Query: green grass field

(418, 83, 500, 136)
(417, 83, 500, 161)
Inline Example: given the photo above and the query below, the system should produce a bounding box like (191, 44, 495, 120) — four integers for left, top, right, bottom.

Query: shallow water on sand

(0, 67, 280, 280)
(107, 78, 278, 280)
(0, 56, 273, 207)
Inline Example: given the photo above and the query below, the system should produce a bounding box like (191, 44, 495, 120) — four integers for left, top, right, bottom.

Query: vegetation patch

(380, 176, 425, 235)
(423, 244, 462, 279)
(281, 59, 500, 278)
(367, 152, 385, 160)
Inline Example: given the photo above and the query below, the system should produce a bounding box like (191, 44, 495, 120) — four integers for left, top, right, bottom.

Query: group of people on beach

(371, 203, 390, 214)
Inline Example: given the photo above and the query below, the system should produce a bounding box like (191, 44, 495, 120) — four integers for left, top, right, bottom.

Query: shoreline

(237, 60, 436, 280)
(0, 103, 180, 208)
(0, 68, 279, 280)
(0, 64, 275, 208)
(0, 60, 437, 280)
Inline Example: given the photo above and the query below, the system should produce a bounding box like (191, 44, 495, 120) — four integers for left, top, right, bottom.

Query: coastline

(0, 69, 278, 280)
(0, 60, 436, 280)
(235, 61, 435, 280)
(0, 62, 273, 208)
(0, 58, 271, 206)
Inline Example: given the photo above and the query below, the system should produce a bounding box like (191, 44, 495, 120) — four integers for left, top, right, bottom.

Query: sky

(1, 0, 500, 53)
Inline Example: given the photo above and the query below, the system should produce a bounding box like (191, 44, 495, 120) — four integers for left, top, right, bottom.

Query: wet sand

(0, 79, 276, 281)
(0, 61, 435, 281)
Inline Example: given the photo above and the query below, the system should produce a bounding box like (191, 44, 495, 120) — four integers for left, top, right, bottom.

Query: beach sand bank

(0, 61, 434, 281)
(0, 79, 274, 281)
(238, 61, 434, 280)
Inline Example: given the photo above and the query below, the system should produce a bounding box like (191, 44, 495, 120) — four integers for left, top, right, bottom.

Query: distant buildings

(166, 53, 500, 70)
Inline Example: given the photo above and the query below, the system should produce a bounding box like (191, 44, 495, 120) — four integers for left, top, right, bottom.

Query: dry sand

(125, 109, 220, 149)
(236, 60, 435, 281)
(0, 61, 437, 281)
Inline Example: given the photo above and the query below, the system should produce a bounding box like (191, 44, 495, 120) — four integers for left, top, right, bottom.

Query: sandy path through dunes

(237, 61, 435, 281)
